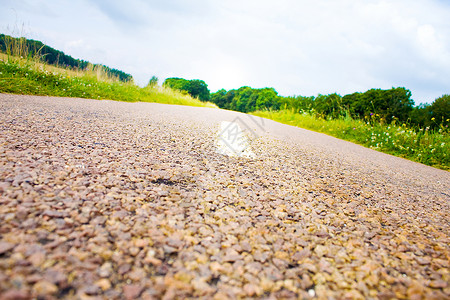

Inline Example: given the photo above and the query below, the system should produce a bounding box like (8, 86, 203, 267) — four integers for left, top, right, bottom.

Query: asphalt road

(0, 94, 449, 299)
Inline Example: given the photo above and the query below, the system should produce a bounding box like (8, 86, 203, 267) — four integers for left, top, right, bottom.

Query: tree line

(160, 77, 448, 129)
(1, 33, 446, 129)
(0, 34, 132, 82)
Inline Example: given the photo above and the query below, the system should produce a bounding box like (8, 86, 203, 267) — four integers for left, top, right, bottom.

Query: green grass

(253, 109, 449, 170)
(2, 53, 447, 170)
(0, 54, 217, 108)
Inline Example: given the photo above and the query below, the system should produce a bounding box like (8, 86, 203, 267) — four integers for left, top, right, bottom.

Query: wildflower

(431, 117, 436, 121)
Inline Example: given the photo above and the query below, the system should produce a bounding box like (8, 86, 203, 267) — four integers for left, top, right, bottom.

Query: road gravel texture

(0, 94, 449, 299)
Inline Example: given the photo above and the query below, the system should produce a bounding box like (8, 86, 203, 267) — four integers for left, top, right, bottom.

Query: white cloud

(0, 0, 449, 103)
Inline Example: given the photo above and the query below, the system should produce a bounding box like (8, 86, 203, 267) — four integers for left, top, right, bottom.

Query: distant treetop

(163, 77, 210, 101)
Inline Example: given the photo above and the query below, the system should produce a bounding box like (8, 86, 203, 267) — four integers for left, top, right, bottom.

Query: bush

(163, 77, 210, 101)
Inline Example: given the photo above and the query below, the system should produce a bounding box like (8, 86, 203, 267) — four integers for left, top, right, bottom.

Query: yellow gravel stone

(0, 94, 448, 299)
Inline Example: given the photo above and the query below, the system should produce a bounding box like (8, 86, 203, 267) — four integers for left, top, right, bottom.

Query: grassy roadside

(0, 53, 217, 108)
(1, 53, 447, 170)
(253, 109, 449, 170)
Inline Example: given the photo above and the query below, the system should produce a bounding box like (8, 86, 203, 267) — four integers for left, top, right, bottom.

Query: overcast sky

(1, 0, 449, 104)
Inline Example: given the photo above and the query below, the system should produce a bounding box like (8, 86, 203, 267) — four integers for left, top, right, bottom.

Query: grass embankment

(253, 109, 449, 170)
(1, 54, 447, 170)
(0, 53, 217, 108)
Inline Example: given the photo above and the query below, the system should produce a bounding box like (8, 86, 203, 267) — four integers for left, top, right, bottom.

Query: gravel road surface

(0, 94, 449, 299)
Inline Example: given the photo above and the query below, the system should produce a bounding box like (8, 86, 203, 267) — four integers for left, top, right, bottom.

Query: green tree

(409, 104, 431, 127)
(429, 94, 450, 127)
(163, 77, 190, 91)
(211, 86, 282, 113)
(283, 95, 315, 113)
(313, 93, 343, 119)
(211, 89, 227, 108)
(163, 77, 210, 101)
(188, 79, 210, 101)
(385, 87, 414, 122)
(341, 87, 414, 123)
(147, 76, 159, 87)
(342, 92, 362, 118)
(227, 86, 250, 112)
